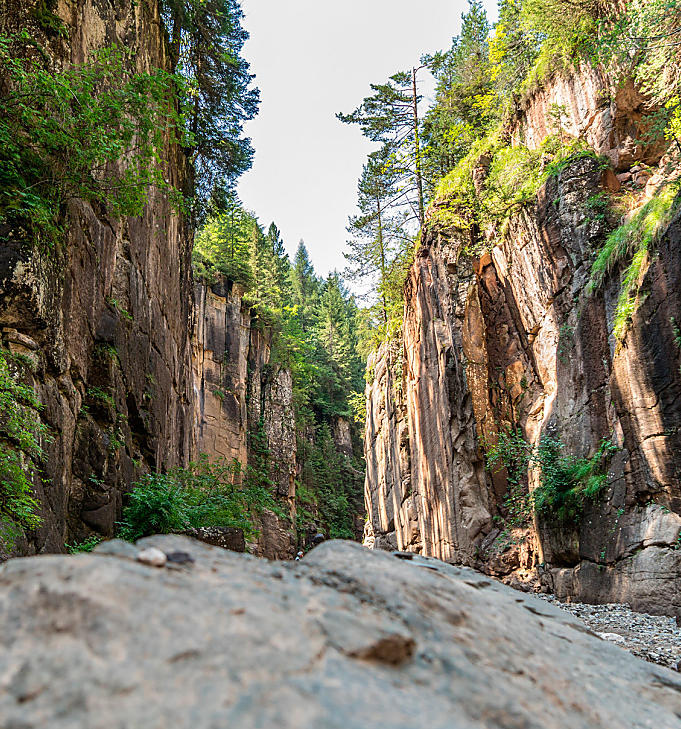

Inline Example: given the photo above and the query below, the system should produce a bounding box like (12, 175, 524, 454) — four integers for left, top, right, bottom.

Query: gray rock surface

(1, 538, 681, 728)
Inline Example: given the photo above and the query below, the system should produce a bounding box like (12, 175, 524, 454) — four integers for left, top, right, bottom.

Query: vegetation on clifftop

(342, 0, 681, 352)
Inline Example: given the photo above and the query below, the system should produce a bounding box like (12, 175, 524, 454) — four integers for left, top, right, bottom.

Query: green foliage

(431, 134, 602, 245)
(117, 454, 279, 542)
(486, 428, 618, 524)
(297, 424, 364, 541)
(192, 195, 255, 286)
(422, 0, 496, 183)
(162, 0, 259, 221)
(590, 183, 681, 339)
(532, 436, 619, 521)
(31, 0, 68, 37)
(0, 33, 187, 248)
(0, 347, 49, 549)
(348, 391, 367, 427)
(66, 535, 103, 553)
(195, 216, 365, 426)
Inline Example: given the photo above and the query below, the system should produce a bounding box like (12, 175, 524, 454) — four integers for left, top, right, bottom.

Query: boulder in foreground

(0, 538, 680, 728)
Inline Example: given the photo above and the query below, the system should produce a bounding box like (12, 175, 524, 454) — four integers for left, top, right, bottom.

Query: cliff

(0, 0, 194, 556)
(192, 277, 297, 559)
(364, 64, 681, 616)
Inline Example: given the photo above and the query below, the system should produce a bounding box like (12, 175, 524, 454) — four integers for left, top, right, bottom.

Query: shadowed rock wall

(0, 0, 194, 556)
(192, 277, 296, 559)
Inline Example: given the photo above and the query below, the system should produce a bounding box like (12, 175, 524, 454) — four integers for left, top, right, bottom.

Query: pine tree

(338, 69, 425, 227)
(266, 223, 293, 309)
(290, 241, 319, 332)
(344, 148, 408, 326)
(163, 0, 260, 221)
(193, 194, 253, 285)
(422, 0, 495, 183)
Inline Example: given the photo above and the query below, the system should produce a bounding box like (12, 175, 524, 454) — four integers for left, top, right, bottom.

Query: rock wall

(192, 277, 296, 559)
(365, 65, 681, 616)
(0, 0, 194, 556)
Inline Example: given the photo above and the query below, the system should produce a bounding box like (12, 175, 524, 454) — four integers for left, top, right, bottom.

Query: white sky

(237, 0, 498, 279)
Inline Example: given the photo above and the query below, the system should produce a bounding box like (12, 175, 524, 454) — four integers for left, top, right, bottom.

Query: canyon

(0, 0, 362, 561)
(3, 0, 681, 725)
(1, 0, 680, 630)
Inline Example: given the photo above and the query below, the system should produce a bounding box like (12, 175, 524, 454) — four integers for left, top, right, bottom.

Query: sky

(237, 0, 497, 279)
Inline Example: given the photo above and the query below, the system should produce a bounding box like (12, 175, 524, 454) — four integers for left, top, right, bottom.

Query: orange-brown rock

(365, 67, 681, 616)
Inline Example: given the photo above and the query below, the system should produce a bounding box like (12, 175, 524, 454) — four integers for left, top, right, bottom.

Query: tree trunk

(412, 67, 425, 228)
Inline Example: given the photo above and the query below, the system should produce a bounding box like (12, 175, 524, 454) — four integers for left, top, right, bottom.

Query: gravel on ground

(537, 594, 681, 671)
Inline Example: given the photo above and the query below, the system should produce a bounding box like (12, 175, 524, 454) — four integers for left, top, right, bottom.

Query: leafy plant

(0, 33, 187, 249)
(532, 435, 618, 522)
(117, 454, 280, 542)
(589, 183, 681, 340)
(486, 428, 618, 525)
(0, 347, 49, 548)
(66, 535, 103, 553)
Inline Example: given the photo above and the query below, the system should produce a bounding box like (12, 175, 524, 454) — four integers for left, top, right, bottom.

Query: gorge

(1, 0, 681, 723)
(364, 63, 681, 617)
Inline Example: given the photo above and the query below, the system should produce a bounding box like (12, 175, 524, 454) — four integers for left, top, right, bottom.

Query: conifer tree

(163, 0, 260, 220)
(344, 148, 408, 326)
(338, 70, 425, 227)
(422, 0, 495, 183)
(193, 195, 253, 285)
(267, 223, 293, 308)
(290, 241, 319, 332)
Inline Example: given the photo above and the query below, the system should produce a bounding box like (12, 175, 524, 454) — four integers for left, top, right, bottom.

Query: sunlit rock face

(192, 277, 297, 560)
(0, 0, 195, 556)
(2, 537, 681, 728)
(364, 67, 681, 616)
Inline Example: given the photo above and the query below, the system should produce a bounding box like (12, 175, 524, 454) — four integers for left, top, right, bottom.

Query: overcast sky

(237, 0, 497, 279)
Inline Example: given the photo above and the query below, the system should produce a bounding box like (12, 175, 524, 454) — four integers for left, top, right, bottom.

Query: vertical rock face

(192, 280, 251, 466)
(364, 341, 413, 552)
(0, 0, 194, 555)
(192, 277, 296, 559)
(365, 67, 681, 615)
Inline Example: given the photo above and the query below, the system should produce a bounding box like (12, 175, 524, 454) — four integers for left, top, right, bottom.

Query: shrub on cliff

(0, 33, 188, 249)
(589, 182, 681, 340)
(486, 429, 618, 525)
(118, 455, 279, 542)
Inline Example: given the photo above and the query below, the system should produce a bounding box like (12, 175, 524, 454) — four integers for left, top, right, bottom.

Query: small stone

(165, 551, 194, 565)
(137, 547, 167, 568)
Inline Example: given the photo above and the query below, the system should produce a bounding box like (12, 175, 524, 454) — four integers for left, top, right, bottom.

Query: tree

(266, 223, 292, 308)
(338, 69, 426, 227)
(162, 0, 260, 222)
(290, 241, 320, 332)
(422, 0, 495, 184)
(192, 194, 254, 285)
(344, 148, 409, 326)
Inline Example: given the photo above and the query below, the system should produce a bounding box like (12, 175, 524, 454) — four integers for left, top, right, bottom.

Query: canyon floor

(538, 593, 681, 671)
(1, 537, 681, 728)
